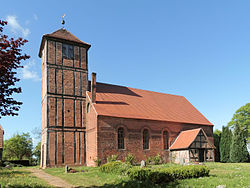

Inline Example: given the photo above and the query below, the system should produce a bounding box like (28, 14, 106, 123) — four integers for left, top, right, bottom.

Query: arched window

(143, 129, 149, 150)
(87, 103, 90, 113)
(118, 128, 124, 149)
(163, 131, 169, 150)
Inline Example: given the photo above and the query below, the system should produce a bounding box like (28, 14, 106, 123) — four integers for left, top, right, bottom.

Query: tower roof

(39, 28, 91, 57)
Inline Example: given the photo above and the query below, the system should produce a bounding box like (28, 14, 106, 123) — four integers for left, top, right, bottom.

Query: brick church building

(0, 125, 4, 161)
(39, 28, 215, 168)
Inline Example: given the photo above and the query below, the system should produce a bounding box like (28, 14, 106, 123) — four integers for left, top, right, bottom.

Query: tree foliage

(213, 129, 221, 162)
(33, 141, 41, 165)
(230, 124, 249, 162)
(0, 20, 30, 118)
(3, 133, 33, 160)
(219, 126, 232, 163)
(228, 103, 250, 141)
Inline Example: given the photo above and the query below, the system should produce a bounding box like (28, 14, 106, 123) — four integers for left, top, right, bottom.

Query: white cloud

(33, 14, 38, 21)
(6, 15, 30, 37)
(25, 20, 30, 25)
(22, 60, 40, 81)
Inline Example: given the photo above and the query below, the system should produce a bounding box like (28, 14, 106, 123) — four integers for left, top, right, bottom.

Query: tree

(220, 126, 232, 162)
(0, 20, 30, 118)
(213, 129, 221, 162)
(3, 133, 33, 160)
(33, 141, 41, 165)
(230, 124, 249, 162)
(31, 126, 41, 140)
(228, 103, 250, 142)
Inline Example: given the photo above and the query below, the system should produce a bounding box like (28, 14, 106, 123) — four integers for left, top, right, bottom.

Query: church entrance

(198, 149, 205, 162)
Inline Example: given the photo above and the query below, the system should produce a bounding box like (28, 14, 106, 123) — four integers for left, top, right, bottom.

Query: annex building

(39, 28, 215, 168)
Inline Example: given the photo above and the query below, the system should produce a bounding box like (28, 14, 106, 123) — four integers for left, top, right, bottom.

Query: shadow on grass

(209, 174, 217, 177)
(76, 180, 180, 188)
(1, 185, 50, 188)
(0, 170, 30, 176)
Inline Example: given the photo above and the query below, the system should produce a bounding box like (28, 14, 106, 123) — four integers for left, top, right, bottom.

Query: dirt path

(27, 168, 75, 188)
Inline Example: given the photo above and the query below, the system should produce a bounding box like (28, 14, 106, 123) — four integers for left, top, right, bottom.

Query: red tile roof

(169, 128, 202, 150)
(39, 28, 91, 57)
(88, 83, 213, 126)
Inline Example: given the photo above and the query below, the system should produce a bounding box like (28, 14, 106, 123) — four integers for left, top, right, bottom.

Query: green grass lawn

(0, 167, 53, 188)
(44, 162, 250, 188)
(175, 162, 250, 188)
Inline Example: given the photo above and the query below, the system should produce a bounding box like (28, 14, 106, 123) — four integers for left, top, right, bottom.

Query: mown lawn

(175, 163, 250, 188)
(0, 167, 53, 188)
(44, 162, 250, 188)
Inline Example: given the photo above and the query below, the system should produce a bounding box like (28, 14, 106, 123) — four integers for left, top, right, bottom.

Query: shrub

(145, 156, 152, 165)
(126, 165, 210, 184)
(125, 153, 137, 165)
(230, 124, 249, 162)
(153, 153, 162, 165)
(100, 161, 132, 174)
(107, 154, 118, 163)
(94, 157, 101, 166)
(220, 126, 232, 162)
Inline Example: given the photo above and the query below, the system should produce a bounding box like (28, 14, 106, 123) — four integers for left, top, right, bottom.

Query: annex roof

(169, 128, 202, 150)
(39, 28, 91, 57)
(88, 83, 213, 126)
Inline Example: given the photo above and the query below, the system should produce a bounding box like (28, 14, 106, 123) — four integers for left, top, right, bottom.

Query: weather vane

(61, 14, 66, 28)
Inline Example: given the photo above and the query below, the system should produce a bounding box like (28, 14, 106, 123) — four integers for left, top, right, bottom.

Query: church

(39, 28, 215, 168)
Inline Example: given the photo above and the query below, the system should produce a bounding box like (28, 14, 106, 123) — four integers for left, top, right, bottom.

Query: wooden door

(198, 149, 205, 162)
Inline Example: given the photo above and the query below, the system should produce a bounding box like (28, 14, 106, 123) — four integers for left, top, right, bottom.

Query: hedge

(100, 161, 132, 174)
(3, 160, 29, 166)
(126, 165, 210, 184)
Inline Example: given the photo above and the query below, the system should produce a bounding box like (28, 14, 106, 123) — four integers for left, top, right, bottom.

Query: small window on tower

(62, 44, 74, 60)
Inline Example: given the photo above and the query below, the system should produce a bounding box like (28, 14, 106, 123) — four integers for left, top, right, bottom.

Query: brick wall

(86, 93, 98, 166)
(86, 115, 213, 166)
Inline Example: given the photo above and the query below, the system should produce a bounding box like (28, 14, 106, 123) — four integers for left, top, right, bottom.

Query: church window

(87, 103, 90, 113)
(62, 43, 74, 60)
(143, 129, 149, 150)
(118, 127, 124, 149)
(163, 131, 169, 150)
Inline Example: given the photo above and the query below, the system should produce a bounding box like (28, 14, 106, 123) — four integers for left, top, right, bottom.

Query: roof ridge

(180, 128, 201, 133)
(62, 29, 91, 46)
(96, 81, 184, 98)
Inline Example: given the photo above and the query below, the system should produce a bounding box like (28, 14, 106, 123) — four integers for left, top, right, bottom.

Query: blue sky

(1, 1, 249, 143)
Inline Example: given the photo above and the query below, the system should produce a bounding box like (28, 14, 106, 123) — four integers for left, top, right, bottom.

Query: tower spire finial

(61, 14, 66, 29)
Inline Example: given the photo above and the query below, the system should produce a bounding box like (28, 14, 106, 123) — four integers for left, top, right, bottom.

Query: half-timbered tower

(39, 28, 91, 168)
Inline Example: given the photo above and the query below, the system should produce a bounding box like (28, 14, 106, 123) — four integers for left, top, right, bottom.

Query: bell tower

(39, 28, 91, 168)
